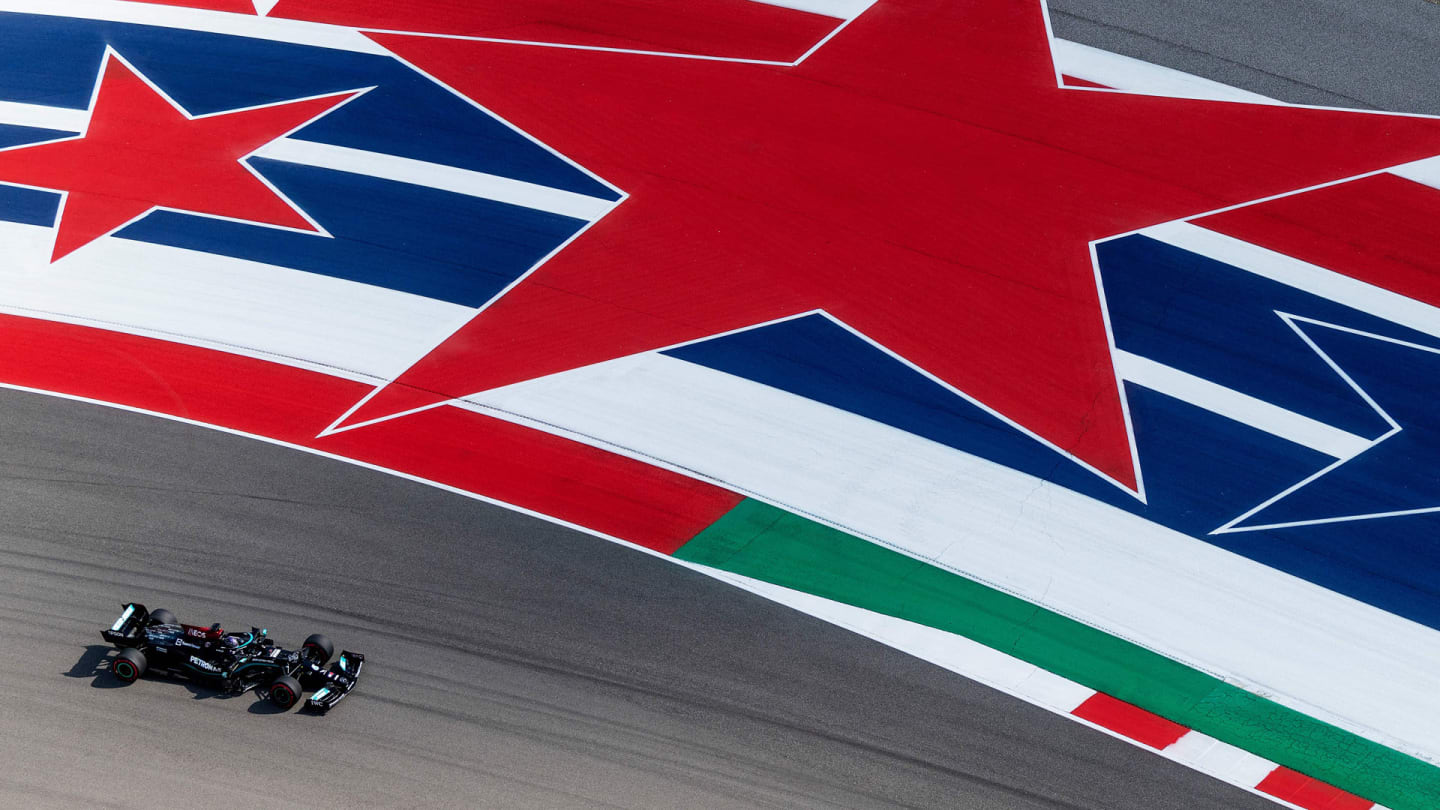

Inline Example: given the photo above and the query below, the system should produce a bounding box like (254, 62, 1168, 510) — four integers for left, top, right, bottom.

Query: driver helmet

(221, 635, 241, 649)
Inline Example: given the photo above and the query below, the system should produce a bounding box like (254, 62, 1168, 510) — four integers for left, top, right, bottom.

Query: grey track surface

(0, 393, 1268, 810)
(1050, 0, 1440, 114)
(2, 3, 1433, 809)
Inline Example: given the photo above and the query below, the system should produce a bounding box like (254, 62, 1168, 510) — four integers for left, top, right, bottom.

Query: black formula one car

(101, 602, 364, 713)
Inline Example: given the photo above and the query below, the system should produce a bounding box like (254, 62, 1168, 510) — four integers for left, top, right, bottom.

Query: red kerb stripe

(1255, 766, 1375, 810)
(1071, 692, 1189, 749)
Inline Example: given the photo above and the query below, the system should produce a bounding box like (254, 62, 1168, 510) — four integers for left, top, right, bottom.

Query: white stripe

(1051, 39, 1281, 104)
(1114, 350, 1372, 459)
(1389, 155, 1440, 192)
(0, 220, 473, 384)
(0, 102, 615, 221)
(253, 139, 615, 221)
(1143, 221, 1440, 342)
(1163, 732, 1279, 788)
(0, 0, 387, 54)
(745, 0, 873, 19)
(0, 101, 87, 133)
(458, 353, 1440, 764)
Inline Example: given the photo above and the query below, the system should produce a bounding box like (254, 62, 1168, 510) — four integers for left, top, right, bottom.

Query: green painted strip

(675, 499, 1440, 810)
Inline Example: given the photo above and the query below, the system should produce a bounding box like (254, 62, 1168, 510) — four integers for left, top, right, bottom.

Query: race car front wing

(306, 650, 365, 714)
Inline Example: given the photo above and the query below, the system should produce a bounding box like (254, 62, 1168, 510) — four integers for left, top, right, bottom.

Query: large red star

(346, 0, 1440, 491)
(0, 49, 359, 262)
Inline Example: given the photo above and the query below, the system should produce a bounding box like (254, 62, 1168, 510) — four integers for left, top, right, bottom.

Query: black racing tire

(112, 648, 147, 684)
(147, 608, 177, 626)
(268, 675, 302, 710)
(301, 633, 333, 665)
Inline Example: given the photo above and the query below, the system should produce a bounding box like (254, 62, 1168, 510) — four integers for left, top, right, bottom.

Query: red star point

(0, 49, 360, 262)
(345, 0, 1440, 492)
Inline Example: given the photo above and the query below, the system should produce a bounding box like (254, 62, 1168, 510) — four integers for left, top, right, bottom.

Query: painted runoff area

(0, 2, 1434, 808)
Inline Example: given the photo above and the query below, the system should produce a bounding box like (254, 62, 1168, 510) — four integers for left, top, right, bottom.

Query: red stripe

(1197, 172, 1440, 312)
(117, 0, 838, 63)
(1061, 75, 1111, 89)
(0, 315, 740, 553)
(1256, 766, 1375, 810)
(120, 0, 257, 11)
(287, 0, 836, 62)
(1071, 693, 1189, 749)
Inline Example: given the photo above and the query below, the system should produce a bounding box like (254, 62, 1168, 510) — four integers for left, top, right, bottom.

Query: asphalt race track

(1050, 0, 1440, 114)
(0, 388, 1277, 809)
(3, 2, 1438, 808)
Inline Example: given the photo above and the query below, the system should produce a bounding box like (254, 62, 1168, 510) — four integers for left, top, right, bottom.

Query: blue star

(1222, 315, 1440, 532)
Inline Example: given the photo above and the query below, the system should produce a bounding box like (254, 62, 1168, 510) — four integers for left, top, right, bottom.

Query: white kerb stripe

(1142, 220, 1440, 343)
(1163, 732, 1280, 789)
(1114, 350, 1372, 460)
(253, 139, 617, 222)
(1051, 39, 1280, 104)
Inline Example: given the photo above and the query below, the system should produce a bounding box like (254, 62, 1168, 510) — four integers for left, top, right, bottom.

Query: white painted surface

(1051, 39, 1281, 104)
(1164, 733, 1279, 788)
(0, 219, 472, 384)
(1114, 350, 1372, 459)
(458, 353, 1440, 763)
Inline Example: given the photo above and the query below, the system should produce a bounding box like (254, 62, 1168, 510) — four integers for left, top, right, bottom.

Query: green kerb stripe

(674, 499, 1440, 810)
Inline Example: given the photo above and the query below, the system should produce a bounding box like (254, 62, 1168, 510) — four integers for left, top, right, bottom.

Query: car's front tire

(268, 675, 302, 710)
(301, 633, 333, 665)
(112, 648, 147, 684)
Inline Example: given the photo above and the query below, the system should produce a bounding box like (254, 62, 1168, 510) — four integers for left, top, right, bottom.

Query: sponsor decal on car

(188, 656, 220, 672)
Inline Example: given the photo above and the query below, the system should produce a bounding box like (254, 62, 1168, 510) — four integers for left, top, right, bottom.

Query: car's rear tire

(301, 633, 333, 665)
(268, 675, 302, 710)
(148, 608, 177, 626)
(112, 648, 147, 684)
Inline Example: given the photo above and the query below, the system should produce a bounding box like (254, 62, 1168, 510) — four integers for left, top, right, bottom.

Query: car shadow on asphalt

(65, 644, 128, 688)
(67, 644, 281, 712)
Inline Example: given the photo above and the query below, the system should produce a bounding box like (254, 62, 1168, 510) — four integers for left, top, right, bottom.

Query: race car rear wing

(306, 650, 365, 714)
(101, 602, 149, 646)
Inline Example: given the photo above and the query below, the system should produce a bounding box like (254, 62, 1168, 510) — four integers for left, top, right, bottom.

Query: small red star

(0, 49, 359, 262)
